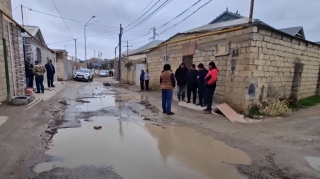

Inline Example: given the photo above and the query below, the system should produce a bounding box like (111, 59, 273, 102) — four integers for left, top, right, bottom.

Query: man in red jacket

(204, 61, 219, 114)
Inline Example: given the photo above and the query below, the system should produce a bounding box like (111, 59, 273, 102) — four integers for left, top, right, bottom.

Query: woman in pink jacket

(204, 61, 219, 114)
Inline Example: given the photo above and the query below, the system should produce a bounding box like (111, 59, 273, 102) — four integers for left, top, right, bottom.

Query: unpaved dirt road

(0, 78, 319, 179)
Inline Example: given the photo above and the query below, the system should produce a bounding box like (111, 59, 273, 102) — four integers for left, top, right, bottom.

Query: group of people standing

(160, 61, 218, 115)
(25, 59, 56, 94)
(139, 70, 150, 92)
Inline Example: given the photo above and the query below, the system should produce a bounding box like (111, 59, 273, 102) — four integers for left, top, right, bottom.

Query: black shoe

(35, 92, 40, 94)
(201, 104, 206, 107)
(203, 108, 209, 111)
(193, 101, 196, 104)
(187, 101, 190, 103)
(196, 103, 201, 106)
(163, 111, 167, 114)
(167, 112, 175, 115)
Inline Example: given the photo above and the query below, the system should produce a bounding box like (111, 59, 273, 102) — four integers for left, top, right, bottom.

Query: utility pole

(149, 27, 159, 41)
(118, 24, 123, 82)
(21, 5, 27, 64)
(75, 39, 77, 62)
(21, 5, 24, 25)
(248, 0, 254, 23)
(123, 41, 133, 60)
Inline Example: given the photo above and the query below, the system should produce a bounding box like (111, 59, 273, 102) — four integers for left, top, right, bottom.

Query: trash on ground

(307, 139, 313, 142)
(94, 126, 102, 130)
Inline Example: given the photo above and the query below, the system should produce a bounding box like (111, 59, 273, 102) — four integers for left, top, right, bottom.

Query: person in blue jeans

(174, 62, 188, 101)
(160, 64, 176, 115)
(33, 61, 46, 93)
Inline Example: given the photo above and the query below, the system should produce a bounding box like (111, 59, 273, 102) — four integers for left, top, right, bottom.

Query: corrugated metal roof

(184, 18, 252, 33)
(22, 25, 40, 37)
(278, 26, 303, 36)
(129, 40, 164, 55)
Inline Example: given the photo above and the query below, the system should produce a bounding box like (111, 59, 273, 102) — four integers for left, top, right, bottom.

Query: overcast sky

(11, 0, 320, 60)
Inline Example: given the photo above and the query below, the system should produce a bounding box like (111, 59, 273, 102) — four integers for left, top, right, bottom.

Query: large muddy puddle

(35, 94, 252, 178)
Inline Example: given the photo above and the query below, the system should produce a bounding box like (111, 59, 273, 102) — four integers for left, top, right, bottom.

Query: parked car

(74, 68, 94, 82)
(99, 70, 109, 77)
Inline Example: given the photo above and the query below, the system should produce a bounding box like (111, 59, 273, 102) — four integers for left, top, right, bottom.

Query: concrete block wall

(250, 28, 320, 102)
(147, 27, 257, 112)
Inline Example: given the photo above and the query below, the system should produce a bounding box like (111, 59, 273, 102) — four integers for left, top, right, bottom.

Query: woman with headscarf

(204, 61, 219, 114)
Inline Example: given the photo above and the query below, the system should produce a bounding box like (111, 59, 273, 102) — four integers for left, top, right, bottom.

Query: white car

(74, 69, 94, 82)
(99, 70, 109, 77)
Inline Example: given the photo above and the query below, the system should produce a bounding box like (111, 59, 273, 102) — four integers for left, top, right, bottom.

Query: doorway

(182, 55, 193, 69)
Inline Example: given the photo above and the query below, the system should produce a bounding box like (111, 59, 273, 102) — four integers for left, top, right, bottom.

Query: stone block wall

(120, 59, 146, 86)
(11, 24, 25, 95)
(249, 27, 320, 104)
(147, 27, 258, 112)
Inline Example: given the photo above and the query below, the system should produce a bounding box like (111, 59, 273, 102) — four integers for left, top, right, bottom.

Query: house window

(36, 48, 41, 63)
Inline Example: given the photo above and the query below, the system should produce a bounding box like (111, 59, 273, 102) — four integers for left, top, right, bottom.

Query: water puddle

(35, 116, 251, 178)
(75, 96, 116, 111)
(305, 156, 320, 173)
(0, 116, 8, 127)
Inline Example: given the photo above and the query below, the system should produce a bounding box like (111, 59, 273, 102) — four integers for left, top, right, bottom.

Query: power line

(109, 0, 120, 23)
(157, 0, 202, 30)
(124, 0, 172, 33)
(160, 0, 212, 34)
(124, 0, 160, 28)
(52, 0, 74, 38)
(127, 0, 201, 42)
(23, 5, 117, 28)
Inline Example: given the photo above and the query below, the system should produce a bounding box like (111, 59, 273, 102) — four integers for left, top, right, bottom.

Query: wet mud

(35, 90, 252, 179)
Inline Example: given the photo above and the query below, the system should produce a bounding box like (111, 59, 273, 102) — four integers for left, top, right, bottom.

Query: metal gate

(135, 64, 145, 86)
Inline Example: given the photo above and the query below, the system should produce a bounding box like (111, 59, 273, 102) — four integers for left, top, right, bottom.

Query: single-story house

(119, 40, 164, 86)
(142, 9, 320, 113)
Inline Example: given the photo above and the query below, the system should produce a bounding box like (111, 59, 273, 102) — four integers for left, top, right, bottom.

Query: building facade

(0, 0, 15, 102)
(143, 10, 320, 113)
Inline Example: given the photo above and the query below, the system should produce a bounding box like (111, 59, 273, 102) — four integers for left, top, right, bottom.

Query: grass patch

(298, 95, 320, 107)
(249, 105, 260, 116)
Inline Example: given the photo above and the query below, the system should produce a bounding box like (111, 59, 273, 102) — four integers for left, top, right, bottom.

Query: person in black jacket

(197, 63, 208, 107)
(185, 64, 198, 104)
(175, 62, 188, 101)
(45, 59, 55, 88)
(25, 61, 34, 88)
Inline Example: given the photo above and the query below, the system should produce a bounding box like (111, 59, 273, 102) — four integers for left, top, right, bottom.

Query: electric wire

(52, 0, 74, 38)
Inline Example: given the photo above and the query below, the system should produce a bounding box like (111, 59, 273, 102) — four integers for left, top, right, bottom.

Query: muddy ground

(0, 78, 319, 179)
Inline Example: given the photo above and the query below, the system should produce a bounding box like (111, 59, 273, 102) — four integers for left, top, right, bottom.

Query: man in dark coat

(185, 64, 198, 104)
(197, 63, 208, 107)
(45, 59, 55, 88)
(139, 70, 145, 91)
(174, 62, 188, 101)
(25, 61, 34, 88)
